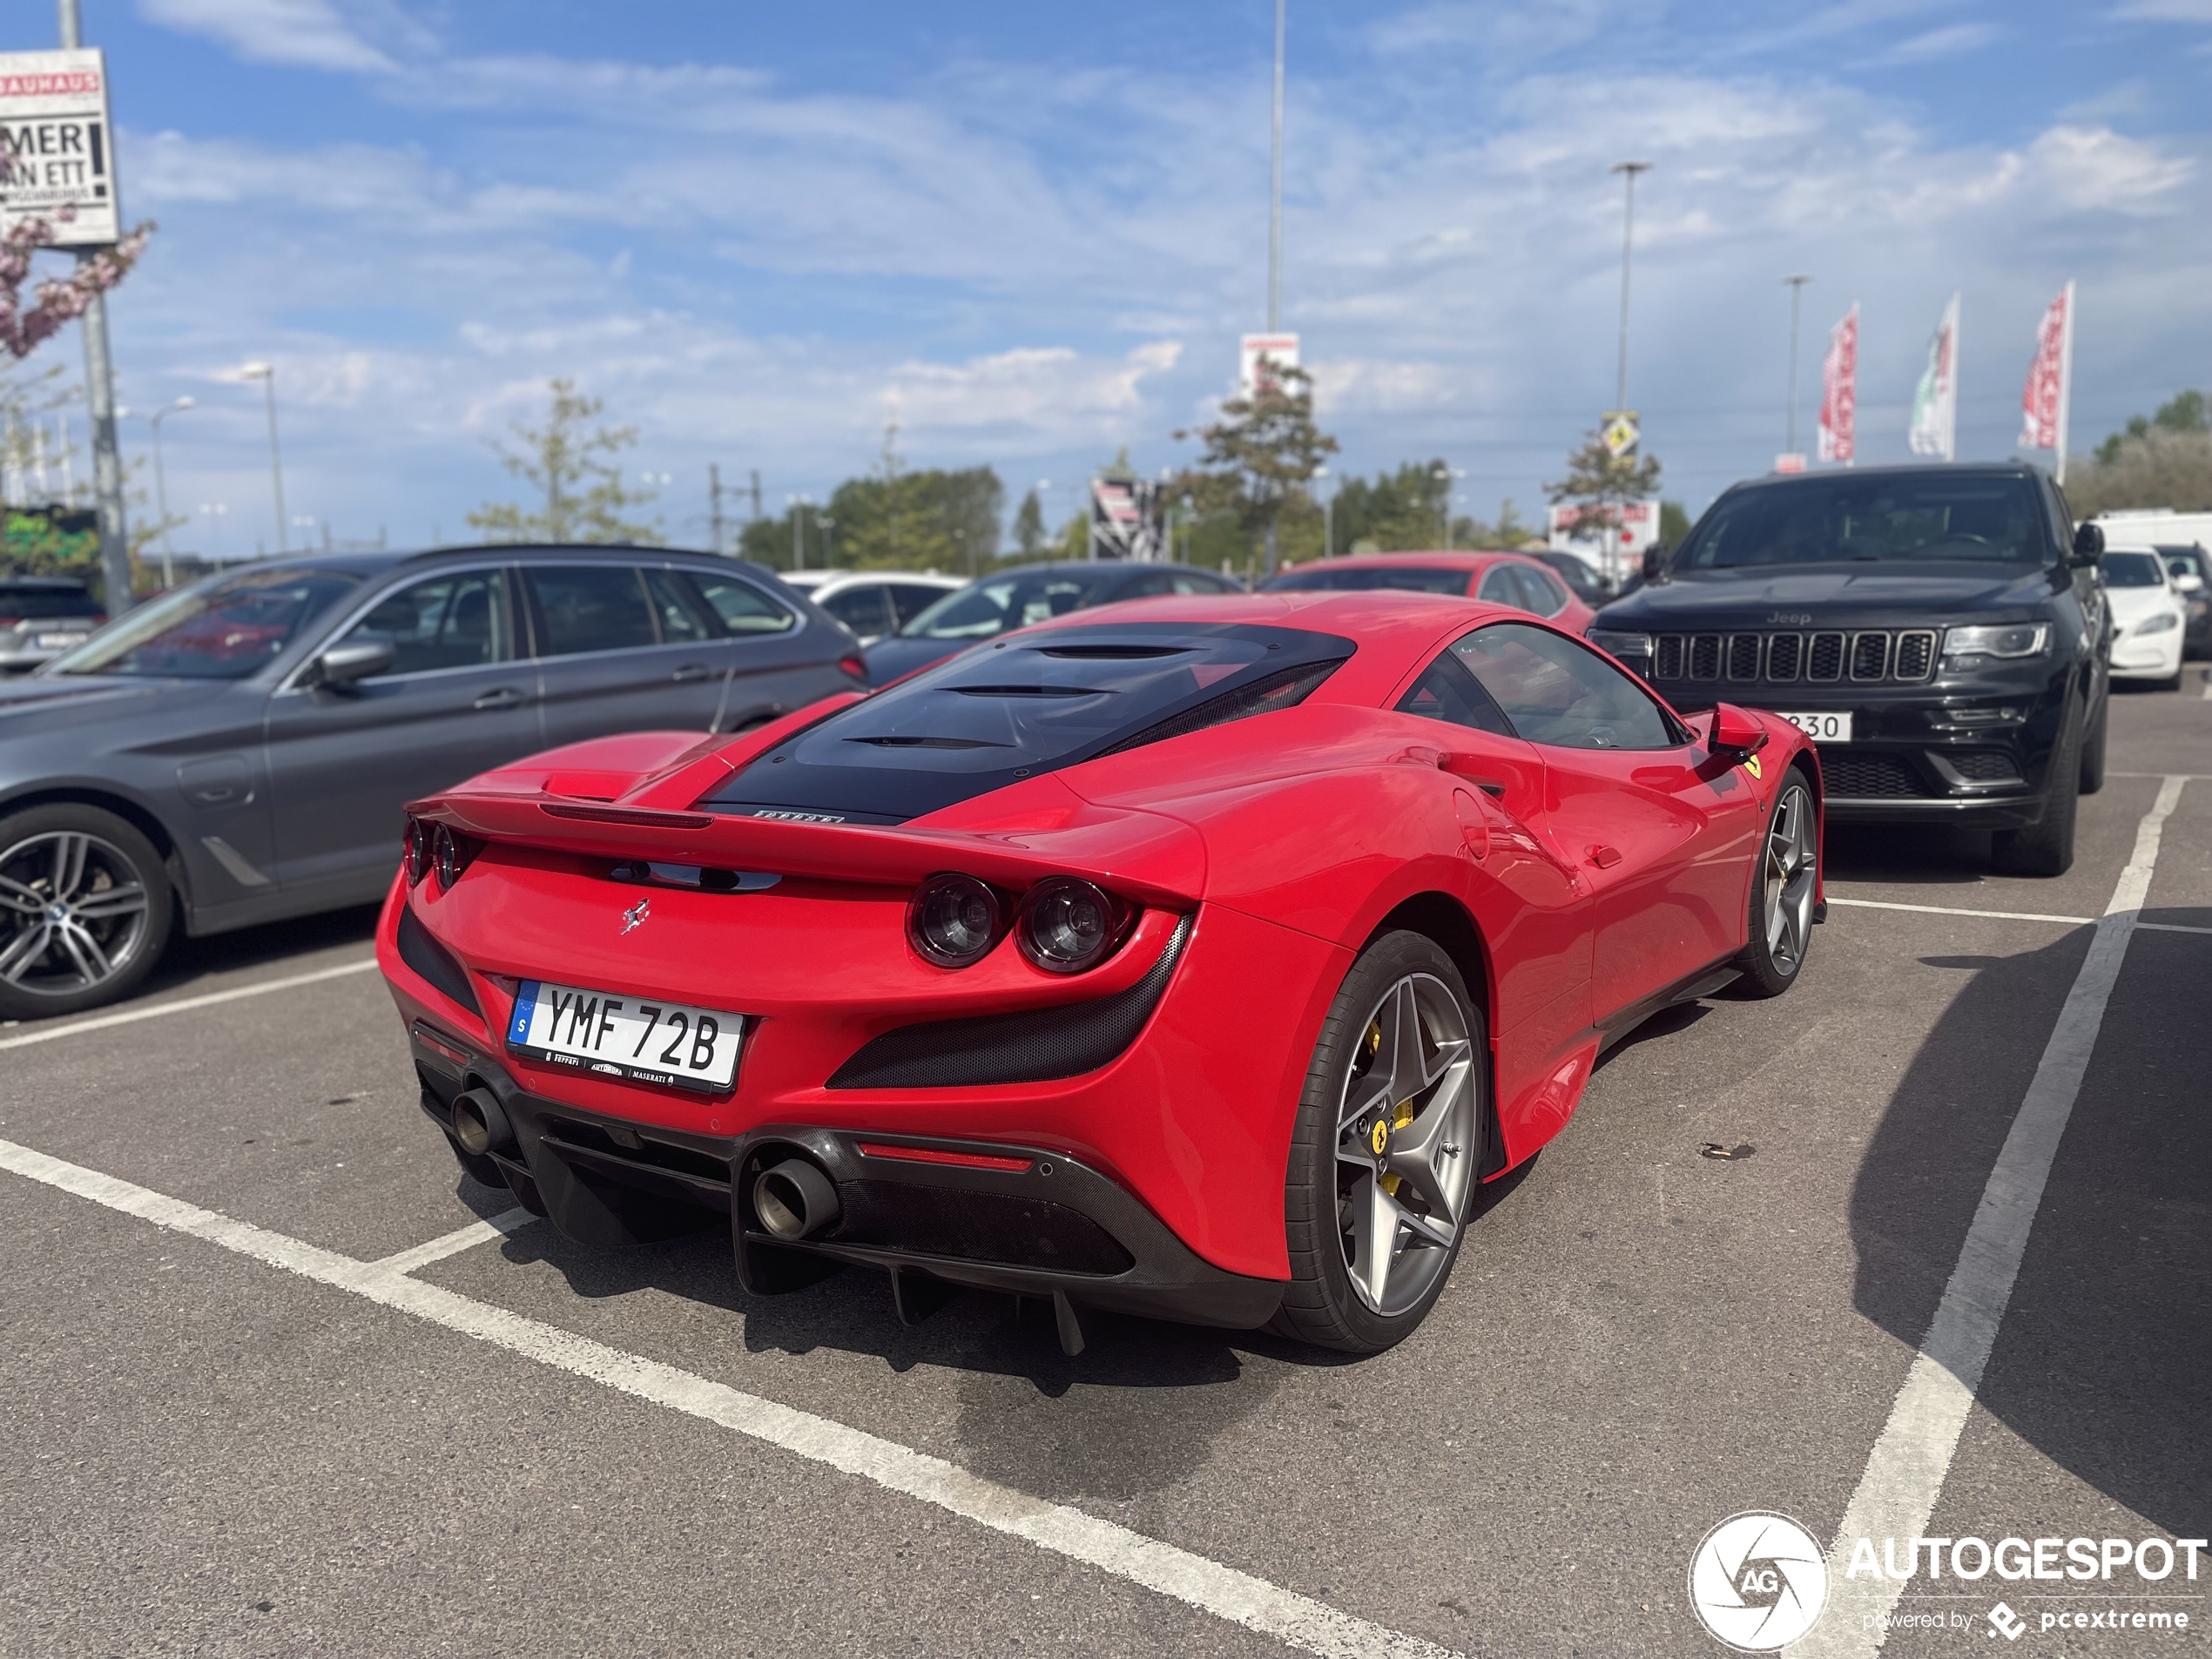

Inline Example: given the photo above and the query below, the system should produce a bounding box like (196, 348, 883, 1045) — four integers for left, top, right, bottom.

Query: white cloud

(2112, 0, 2212, 19)
(1875, 23, 2003, 63)
(138, 0, 398, 73)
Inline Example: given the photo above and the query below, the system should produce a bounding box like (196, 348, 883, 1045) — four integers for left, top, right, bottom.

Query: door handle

(1586, 844, 1623, 869)
(671, 664, 713, 683)
(473, 687, 526, 710)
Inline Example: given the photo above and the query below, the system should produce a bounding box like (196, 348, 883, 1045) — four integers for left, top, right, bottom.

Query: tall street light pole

(137, 395, 194, 590)
(58, 0, 134, 612)
(1783, 274, 1812, 456)
(238, 362, 287, 553)
(1608, 160, 1652, 416)
(1268, 0, 1285, 332)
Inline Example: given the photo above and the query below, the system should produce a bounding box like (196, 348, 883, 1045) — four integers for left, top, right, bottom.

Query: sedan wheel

(1274, 930, 1487, 1352)
(0, 806, 172, 1019)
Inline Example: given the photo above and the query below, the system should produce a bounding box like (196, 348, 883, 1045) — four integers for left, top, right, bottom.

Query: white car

(779, 570, 965, 644)
(2101, 547, 2187, 687)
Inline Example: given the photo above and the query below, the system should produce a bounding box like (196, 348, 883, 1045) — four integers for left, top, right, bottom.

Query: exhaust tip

(450, 1089, 512, 1157)
(754, 1157, 840, 1239)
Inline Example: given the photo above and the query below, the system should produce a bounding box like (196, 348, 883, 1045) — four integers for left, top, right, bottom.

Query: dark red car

(1261, 550, 1600, 637)
(380, 591, 1821, 1354)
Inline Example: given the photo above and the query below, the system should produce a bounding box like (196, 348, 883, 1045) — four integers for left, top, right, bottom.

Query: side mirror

(1710, 702, 1769, 759)
(2174, 572, 2205, 594)
(1642, 546, 1667, 582)
(309, 637, 395, 688)
(2069, 522, 2104, 567)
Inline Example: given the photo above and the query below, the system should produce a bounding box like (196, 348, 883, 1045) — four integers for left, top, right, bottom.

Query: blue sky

(17, 0, 2212, 555)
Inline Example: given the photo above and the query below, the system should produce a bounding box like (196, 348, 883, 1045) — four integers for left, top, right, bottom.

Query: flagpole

(2054, 280, 2076, 486)
(1946, 289, 1961, 463)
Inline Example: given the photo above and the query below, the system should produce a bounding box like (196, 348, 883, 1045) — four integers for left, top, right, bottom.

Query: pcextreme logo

(1689, 1512, 1829, 1651)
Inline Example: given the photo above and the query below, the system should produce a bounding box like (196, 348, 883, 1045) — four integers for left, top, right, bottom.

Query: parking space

(2, 685, 2206, 1657)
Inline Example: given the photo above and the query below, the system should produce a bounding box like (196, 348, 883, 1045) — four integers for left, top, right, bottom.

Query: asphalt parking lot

(3, 677, 2206, 1659)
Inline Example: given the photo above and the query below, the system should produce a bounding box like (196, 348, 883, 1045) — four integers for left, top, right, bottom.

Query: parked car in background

(1588, 463, 2108, 876)
(779, 570, 963, 644)
(2151, 543, 2209, 658)
(1259, 551, 1597, 637)
(2098, 548, 2187, 688)
(1533, 549, 1611, 607)
(0, 545, 864, 1019)
(0, 577, 105, 673)
(860, 560, 1244, 685)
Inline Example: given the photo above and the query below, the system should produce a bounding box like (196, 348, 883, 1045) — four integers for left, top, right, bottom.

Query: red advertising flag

(1817, 303, 1858, 464)
(2019, 284, 2072, 451)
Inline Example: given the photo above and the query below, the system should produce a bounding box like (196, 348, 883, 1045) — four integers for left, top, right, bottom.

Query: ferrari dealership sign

(0, 49, 121, 246)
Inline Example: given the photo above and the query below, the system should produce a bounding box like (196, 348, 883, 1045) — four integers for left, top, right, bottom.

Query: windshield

(710, 621, 1352, 824)
(46, 565, 361, 679)
(898, 570, 1125, 641)
(1676, 476, 2048, 570)
(2101, 551, 2167, 589)
(1263, 564, 1469, 596)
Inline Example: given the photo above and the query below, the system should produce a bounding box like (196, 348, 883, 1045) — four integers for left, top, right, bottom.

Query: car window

(2101, 551, 2167, 588)
(1676, 475, 2047, 569)
(644, 568, 715, 644)
(1541, 556, 1606, 606)
(899, 569, 1125, 641)
(1451, 622, 1679, 751)
(885, 583, 948, 628)
(47, 565, 360, 680)
(1117, 570, 1177, 599)
(335, 570, 513, 677)
(1263, 564, 1469, 595)
(525, 566, 658, 656)
(1516, 563, 1568, 617)
(1476, 564, 1525, 608)
(1395, 647, 1515, 736)
(819, 583, 894, 637)
(684, 571, 798, 635)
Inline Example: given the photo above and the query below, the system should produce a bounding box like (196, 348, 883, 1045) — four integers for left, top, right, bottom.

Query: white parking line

(0, 959, 380, 1052)
(0, 1138, 1458, 1659)
(369, 1207, 536, 1274)
(1825, 897, 2094, 926)
(1792, 774, 2188, 1658)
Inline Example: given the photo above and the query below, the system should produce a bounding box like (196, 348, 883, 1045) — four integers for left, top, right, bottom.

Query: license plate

(33, 631, 87, 650)
(505, 979, 745, 1093)
(1775, 711, 1851, 743)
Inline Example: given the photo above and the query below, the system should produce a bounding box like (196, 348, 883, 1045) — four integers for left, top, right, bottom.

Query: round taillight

(908, 873, 1001, 968)
(1015, 878, 1130, 974)
(404, 818, 429, 886)
(432, 824, 460, 888)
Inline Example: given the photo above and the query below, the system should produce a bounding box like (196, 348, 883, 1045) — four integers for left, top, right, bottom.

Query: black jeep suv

(1588, 463, 2109, 876)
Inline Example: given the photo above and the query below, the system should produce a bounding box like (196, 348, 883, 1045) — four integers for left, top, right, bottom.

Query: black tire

(1732, 765, 1818, 999)
(2078, 685, 2107, 795)
(1992, 699, 2082, 878)
(0, 801, 173, 1021)
(1271, 930, 1486, 1355)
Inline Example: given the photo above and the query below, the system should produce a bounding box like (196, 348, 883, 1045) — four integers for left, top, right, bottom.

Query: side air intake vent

(828, 914, 1193, 1089)
(397, 906, 481, 1018)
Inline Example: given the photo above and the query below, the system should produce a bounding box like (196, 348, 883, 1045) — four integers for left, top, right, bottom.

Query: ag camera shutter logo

(1689, 1512, 1829, 1651)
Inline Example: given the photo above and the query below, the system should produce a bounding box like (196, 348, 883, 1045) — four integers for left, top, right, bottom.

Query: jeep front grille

(1647, 628, 1937, 686)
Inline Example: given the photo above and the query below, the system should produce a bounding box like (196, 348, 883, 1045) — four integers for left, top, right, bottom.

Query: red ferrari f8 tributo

(378, 590, 1822, 1354)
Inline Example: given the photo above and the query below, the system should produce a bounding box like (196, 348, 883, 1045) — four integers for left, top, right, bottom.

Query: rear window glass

(1676, 475, 2048, 569)
(706, 621, 1352, 825)
(47, 566, 360, 680)
(0, 586, 100, 619)
(2101, 551, 2166, 588)
(687, 571, 795, 634)
(526, 566, 658, 655)
(898, 569, 1126, 642)
(1262, 564, 1470, 596)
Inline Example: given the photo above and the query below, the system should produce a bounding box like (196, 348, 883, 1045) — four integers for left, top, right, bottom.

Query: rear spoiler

(405, 697, 1208, 907)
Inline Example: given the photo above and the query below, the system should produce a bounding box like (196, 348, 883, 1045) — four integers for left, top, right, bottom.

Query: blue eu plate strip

(509, 980, 541, 1045)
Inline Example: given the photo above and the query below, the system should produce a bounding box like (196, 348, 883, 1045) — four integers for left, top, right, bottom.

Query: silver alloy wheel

(0, 830, 153, 998)
(1334, 971, 1477, 1316)
(1763, 781, 1817, 977)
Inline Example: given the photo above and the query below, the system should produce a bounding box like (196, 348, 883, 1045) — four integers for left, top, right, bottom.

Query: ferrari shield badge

(1743, 754, 1764, 780)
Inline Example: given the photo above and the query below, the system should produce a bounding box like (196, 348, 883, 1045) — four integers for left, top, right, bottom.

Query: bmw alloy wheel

(1762, 782, 1817, 977)
(1334, 971, 1478, 1317)
(0, 829, 156, 999)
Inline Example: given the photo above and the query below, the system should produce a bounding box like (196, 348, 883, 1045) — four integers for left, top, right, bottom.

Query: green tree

(468, 379, 662, 544)
(736, 467, 1004, 574)
(1173, 359, 1338, 574)
(2093, 388, 2208, 465)
(1659, 500, 1692, 549)
(1546, 428, 1662, 546)
(1012, 489, 1046, 558)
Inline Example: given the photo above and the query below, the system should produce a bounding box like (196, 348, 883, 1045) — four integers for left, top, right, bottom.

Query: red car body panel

(378, 590, 1818, 1309)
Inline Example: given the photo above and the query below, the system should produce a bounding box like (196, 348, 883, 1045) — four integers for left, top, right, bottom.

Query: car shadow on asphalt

(147, 902, 383, 999)
(1824, 822, 1995, 886)
(1848, 912, 2211, 1536)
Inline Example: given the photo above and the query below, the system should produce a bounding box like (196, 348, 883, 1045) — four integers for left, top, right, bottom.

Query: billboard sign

(0, 49, 120, 246)
(1089, 476, 1164, 563)
(1238, 333, 1299, 401)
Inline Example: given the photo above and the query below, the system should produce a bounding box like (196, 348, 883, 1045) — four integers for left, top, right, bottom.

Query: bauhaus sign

(0, 49, 121, 246)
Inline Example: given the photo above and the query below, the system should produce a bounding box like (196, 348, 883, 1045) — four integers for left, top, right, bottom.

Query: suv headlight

(1944, 623, 2049, 660)
(2133, 612, 2180, 637)
(1587, 630, 1652, 658)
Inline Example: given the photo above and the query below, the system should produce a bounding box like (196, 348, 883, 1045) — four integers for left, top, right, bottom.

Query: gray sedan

(0, 544, 862, 1019)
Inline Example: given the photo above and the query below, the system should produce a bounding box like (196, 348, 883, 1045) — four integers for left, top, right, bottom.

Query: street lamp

(236, 362, 287, 553)
(1608, 161, 1652, 418)
(123, 395, 195, 590)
